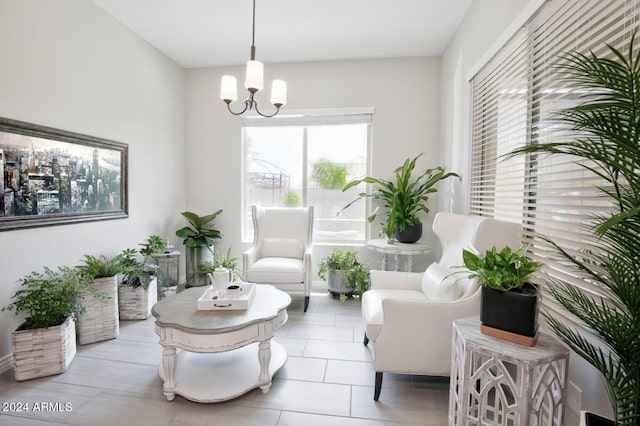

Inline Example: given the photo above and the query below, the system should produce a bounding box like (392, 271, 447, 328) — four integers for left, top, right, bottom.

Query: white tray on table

(197, 283, 256, 311)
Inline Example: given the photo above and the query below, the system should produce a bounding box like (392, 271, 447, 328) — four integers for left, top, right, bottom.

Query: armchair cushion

(261, 238, 304, 259)
(362, 289, 428, 341)
(245, 257, 304, 284)
(421, 263, 459, 301)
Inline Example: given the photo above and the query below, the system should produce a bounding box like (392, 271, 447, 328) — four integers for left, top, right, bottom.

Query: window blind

(469, 0, 640, 310)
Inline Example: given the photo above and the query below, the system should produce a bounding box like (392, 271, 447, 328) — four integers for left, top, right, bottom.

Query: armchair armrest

(370, 270, 423, 291)
(243, 246, 258, 279)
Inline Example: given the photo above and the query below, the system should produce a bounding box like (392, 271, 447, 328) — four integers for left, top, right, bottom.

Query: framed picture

(0, 117, 128, 231)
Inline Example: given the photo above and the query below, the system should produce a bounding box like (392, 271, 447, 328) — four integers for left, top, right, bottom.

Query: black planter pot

(480, 284, 539, 337)
(394, 223, 422, 243)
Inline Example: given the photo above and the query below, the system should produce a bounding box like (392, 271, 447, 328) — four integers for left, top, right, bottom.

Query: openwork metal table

(449, 317, 569, 425)
(365, 239, 431, 271)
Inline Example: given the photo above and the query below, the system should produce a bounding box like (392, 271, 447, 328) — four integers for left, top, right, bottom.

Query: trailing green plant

(318, 248, 370, 298)
(195, 246, 243, 282)
(77, 254, 124, 280)
(340, 154, 459, 239)
(176, 210, 223, 248)
(311, 159, 348, 189)
(505, 37, 640, 426)
(2, 266, 96, 330)
(460, 244, 542, 292)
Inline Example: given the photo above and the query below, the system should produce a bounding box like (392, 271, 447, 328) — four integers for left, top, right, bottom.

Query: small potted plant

(2, 266, 95, 381)
(341, 154, 459, 243)
(118, 235, 165, 320)
(195, 246, 243, 283)
(318, 248, 370, 300)
(175, 210, 223, 287)
(460, 244, 543, 345)
(76, 254, 122, 345)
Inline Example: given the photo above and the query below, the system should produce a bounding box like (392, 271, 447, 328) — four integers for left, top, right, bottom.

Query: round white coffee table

(152, 284, 291, 402)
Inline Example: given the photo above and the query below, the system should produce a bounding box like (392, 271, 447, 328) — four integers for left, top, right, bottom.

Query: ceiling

(91, 0, 474, 68)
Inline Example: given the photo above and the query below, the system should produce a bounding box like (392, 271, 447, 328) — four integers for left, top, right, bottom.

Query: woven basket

(118, 277, 157, 320)
(77, 276, 119, 345)
(12, 316, 76, 381)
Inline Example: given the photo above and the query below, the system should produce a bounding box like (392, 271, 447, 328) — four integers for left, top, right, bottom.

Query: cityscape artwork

(0, 117, 128, 231)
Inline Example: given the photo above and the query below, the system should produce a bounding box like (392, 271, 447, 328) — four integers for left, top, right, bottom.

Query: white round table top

(366, 238, 432, 254)
(152, 284, 291, 335)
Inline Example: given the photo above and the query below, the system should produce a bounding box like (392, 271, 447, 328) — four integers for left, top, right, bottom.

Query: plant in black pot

(176, 210, 223, 287)
(461, 244, 543, 345)
(341, 154, 459, 243)
(318, 248, 370, 300)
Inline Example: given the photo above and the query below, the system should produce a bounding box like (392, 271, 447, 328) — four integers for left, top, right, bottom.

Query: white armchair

(361, 212, 522, 400)
(243, 206, 314, 312)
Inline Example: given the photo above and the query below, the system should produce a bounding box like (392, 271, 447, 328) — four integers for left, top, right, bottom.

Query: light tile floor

(0, 290, 449, 425)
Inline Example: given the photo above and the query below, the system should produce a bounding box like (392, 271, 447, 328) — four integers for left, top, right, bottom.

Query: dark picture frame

(0, 117, 128, 231)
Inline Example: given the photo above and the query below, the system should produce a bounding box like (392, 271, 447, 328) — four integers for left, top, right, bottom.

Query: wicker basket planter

(118, 277, 157, 320)
(12, 316, 76, 381)
(77, 276, 119, 345)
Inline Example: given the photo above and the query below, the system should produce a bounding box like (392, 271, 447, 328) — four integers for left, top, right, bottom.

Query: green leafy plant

(2, 266, 95, 330)
(282, 190, 301, 207)
(505, 37, 640, 425)
(120, 235, 166, 289)
(175, 210, 223, 248)
(77, 254, 124, 280)
(195, 246, 243, 282)
(460, 244, 542, 292)
(341, 154, 459, 239)
(312, 159, 348, 189)
(318, 248, 370, 298)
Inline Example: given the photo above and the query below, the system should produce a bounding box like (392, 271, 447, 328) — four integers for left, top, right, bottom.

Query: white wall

(185, 57, 443, 276)
(0, 0, 186, 362)
(440, 0, 613, 421)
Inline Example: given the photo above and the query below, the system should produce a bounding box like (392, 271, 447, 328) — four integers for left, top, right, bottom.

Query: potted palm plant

(76, 254, 122, 345)
(460, 244, 543, 345)
(2, 266, 94, 381)
(175, 210, 223, 286)
(317, 248, 370, 300)
(341, 154, 459, 243)
(506, 38, 640, 426)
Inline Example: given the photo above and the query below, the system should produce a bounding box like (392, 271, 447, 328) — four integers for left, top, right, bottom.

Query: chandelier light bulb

(220, 75, 238, 102)
(270, 79, 287, 106)
(244, 60, 264, 92)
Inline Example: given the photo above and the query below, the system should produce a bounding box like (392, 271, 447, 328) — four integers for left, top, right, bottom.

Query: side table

(449, 317, 569, 426)
(365, 239, 431, 271)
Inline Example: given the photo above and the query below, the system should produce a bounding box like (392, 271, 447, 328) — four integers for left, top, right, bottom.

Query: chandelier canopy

(219, 0, 287, 118)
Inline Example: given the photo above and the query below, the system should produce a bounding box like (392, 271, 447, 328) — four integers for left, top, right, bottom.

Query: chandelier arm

(225, 100, 251, 116)
(253, 102, 282, 118)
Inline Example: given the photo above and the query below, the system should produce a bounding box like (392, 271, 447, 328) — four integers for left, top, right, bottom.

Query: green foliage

(195, 246, 243, 282)
(120, 234, 165, 289)
(461, 244, 542, 292)
(506, 37, 640, 425)
(2, 266, 95, 330)
(318, 248, 370, 298)
(341, 154, 459, 239)
(77, 254, 124, 279)
(311, 159, 348, 189)
(175, 210, 223, 248)
(282, 191, 301, 207)
(139, 234, 165, 259)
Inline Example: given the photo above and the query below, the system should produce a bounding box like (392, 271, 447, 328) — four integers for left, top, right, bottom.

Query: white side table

(449, 317, 569, 426)
(365, 239, 431, 271)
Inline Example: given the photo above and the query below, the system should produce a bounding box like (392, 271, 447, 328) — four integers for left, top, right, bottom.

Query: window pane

(307, 124, 368, 243)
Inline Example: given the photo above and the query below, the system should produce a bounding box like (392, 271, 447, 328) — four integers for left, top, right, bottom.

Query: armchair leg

(363, 332, 369, 346)
(304, 296, 310, 312)
(374, 372, 383, 401)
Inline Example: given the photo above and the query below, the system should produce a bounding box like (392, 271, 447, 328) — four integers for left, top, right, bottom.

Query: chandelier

(219, 0, 287, 118)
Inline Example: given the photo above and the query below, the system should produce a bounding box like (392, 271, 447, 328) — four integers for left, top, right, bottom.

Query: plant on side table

(2, 266, 94, 381)
(318, 248, 370, 301)
(341, 154, 459, 243)
(505, 37, 640, 426)
(76, 254, 122, 345)
(175, 210, 223, 287)
(460, 244, 543, 346)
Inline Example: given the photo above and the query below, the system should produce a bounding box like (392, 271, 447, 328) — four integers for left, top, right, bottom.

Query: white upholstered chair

(361, 212, 522, 400)
(243, 206, 314, 312)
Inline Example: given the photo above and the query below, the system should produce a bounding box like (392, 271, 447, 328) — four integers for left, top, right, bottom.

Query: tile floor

(0, 289, 449, 426)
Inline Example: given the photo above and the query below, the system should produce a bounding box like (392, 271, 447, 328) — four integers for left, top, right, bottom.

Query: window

(469, 0, 639, 305)
(242, 110, 372, 244)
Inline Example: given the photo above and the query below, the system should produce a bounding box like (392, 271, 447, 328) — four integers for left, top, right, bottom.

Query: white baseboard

(0, 353, 13, 374)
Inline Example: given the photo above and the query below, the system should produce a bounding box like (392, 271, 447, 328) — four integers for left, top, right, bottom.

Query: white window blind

(469, 0, 640, 303)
